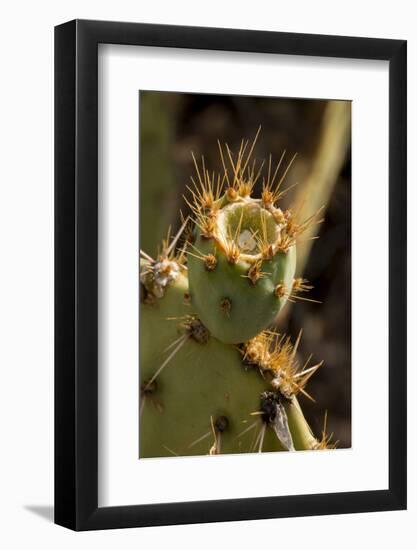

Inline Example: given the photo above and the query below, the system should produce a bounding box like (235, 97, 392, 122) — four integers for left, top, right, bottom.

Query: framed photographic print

(55, 19, 407, 530)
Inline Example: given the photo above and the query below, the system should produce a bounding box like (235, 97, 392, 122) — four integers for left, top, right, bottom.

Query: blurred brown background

(140, 90, 351, 448)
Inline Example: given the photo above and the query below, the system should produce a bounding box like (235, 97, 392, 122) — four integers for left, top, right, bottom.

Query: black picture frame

(55, 19, 407, 531)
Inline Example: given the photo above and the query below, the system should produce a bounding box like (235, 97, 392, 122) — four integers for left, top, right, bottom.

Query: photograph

(0, 0, 409, 544)
(139, 91, 352, 458)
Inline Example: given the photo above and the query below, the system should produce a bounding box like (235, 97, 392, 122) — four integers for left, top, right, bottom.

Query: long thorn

(166, 216, 189, 257)
(163, 333, 189, 353)
(162, 445, 179, 456)
(258, 423, 266, 453)
(145, 335, 188, 388)
(236, 421, 257, 439)
(188, 431, 211, 449)
(140, 249, 155, 263)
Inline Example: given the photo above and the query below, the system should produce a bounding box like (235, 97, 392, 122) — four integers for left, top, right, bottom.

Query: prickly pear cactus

(139, 129, 335, 458)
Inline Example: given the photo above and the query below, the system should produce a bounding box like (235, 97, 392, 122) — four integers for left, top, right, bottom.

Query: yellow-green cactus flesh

(187, 201, 297, 344)
(140, 269, 285, 458)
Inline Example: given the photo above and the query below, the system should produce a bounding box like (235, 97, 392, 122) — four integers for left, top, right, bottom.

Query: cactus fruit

(185, 130, 321, 344)
(139, 129, 336, 458)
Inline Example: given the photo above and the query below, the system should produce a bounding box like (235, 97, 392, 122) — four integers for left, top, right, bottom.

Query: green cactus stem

(283, 396, 318, 450)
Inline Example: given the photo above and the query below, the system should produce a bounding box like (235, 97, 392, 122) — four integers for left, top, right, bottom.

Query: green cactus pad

(140, 268, 288, 457)
(140, 260, 321, 457)
(187, 199, 297, 344)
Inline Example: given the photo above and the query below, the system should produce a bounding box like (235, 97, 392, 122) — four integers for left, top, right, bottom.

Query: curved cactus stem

(292, 100, 351, 278)
(283, 396, 318, 451)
